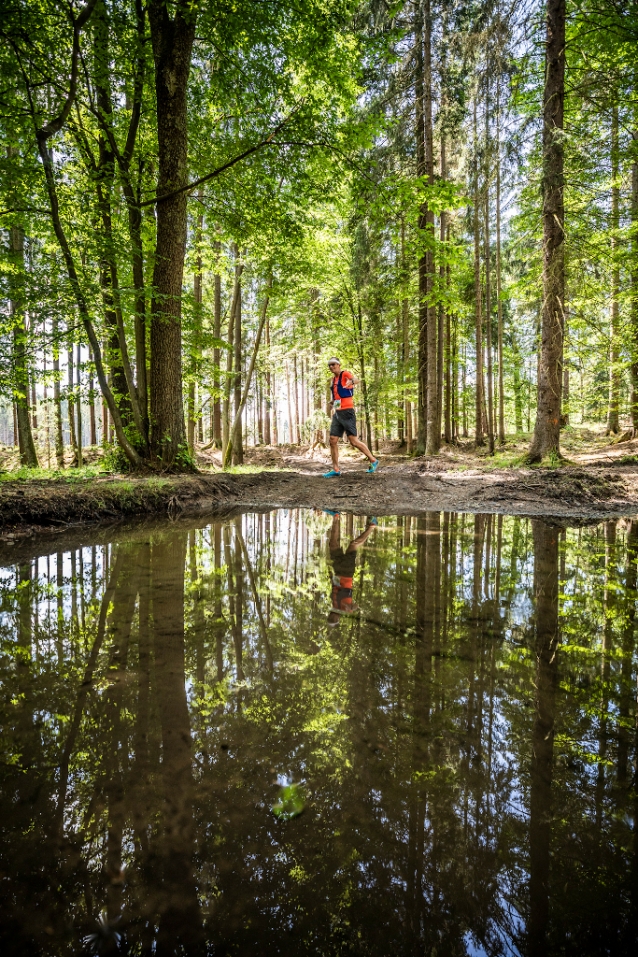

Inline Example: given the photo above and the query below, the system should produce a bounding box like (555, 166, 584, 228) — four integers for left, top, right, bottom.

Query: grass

(0, 464, 111, 484)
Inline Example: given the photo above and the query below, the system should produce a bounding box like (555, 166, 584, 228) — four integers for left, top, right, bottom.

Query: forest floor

(2, 424, 638, 544)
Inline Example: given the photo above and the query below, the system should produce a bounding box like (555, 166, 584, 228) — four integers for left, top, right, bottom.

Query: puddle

(0, 510, 636, 955)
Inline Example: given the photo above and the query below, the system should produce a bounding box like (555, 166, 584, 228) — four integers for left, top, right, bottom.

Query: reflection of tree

(528, 520, 559, 957)
(1, 513, 638, 954)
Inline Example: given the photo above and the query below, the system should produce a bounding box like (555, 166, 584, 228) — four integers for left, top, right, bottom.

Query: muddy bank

(229, 463, 638, 518)
(1, 462, 638, 548)
(0, 473, 238, 538)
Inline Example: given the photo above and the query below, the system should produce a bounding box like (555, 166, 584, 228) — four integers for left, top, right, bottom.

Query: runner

(323, 358, 379, 478)
(326, 512, 377, 627)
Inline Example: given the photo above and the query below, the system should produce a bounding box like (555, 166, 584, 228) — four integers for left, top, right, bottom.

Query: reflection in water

(0, 511, 637, 956)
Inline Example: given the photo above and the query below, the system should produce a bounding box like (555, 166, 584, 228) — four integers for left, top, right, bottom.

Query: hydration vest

(332, 372, 354, 401)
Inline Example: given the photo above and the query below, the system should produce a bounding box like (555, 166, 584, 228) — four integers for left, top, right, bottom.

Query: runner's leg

(330, 435, 340, 470)
(348, 434, 376, 463)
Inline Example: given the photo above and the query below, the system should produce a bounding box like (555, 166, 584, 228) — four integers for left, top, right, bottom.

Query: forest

(1, 0, 635, 475)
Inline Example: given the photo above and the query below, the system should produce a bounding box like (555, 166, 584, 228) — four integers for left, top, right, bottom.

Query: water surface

(1, 510, 637, 956)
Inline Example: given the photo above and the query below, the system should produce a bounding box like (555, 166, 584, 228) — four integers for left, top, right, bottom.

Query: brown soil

(2, 439, 638, 552)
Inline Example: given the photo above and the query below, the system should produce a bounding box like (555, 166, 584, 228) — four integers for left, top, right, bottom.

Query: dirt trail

(2, 447, 638, 554)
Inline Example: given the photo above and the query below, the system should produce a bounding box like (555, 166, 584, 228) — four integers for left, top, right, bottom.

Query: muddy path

(1, 456, 638, 553)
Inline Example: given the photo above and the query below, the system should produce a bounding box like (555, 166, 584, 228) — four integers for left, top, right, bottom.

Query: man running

(323, 358, 379, 478)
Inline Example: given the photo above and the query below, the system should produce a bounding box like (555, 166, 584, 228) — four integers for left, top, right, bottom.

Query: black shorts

(330, 409, 357, 438)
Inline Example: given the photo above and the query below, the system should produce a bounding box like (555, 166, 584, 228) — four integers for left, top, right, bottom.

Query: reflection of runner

(327, 513, 377, 626)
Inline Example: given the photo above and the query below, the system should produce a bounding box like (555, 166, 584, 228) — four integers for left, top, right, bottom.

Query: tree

(528, 0, 566, 462)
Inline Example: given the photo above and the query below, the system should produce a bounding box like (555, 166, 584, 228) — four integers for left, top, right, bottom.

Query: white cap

(328, 357, 340, 365)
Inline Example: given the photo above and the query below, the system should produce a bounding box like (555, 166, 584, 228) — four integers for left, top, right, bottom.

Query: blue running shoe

(323, 469, 341, 478)
(367, 459, 379, 473)
(323, 509, 341, 516)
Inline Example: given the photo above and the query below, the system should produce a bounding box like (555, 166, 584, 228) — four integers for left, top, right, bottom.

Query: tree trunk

(76, 342, 83, 466)
(67, 346, 78, 467)
(232, 248, 243, 464)
(631, 134, 638, 430)
(286, 360, 293, 445)
(484, 118, 495, 456)
(416, 0, 438, 455)
(147, 0, 197, 467)
(188, 209, 203, 453)
(512, 333, 524, 433)
(88, 347, 97, 445)
(473, 97, 484, 447)
(223, 279, 271, 468)
(9, 223, 38, 467)
(293, 353, 300, 445)
(415, 3, 427, 454)
(53, 315, 64, 467)
(528, 0, 566, 462)
(213, 241, 222, 446)
(607, 103, 621, 434)
(496, 78, 506, 444)
(265, 317, 272, 445)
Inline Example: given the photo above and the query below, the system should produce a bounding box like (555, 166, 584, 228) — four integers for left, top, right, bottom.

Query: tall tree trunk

(52, 315, 64, 467)
(147, 0, 197, 466)
(223, 279, 271, 468)
(416, 0, 438, 455)
(438, 140, 446, 444)
(286, 360, 293, 444)
(88, 347, 97, 445)
(444, 225, 452, 444)
(529, 0, 566, 461)
(232, 248, 243, 465)
(473, 96, 484, 447)
(9, 223, 38, 467)
(631, 131, 638, 431)
(265, 317, 272, 445)
(607, 103, 621, 434)
(76, 342, 83, 466)
(67, 345, 78, 467)
(424, 0, 438, 454)
(496, 78, 506, 444)
(415, 2, 427, 454)
(93, 1, 145, 447)
(512, 333, 524, 433)
(293, 353, 300, 445)
(213, 241, 222, 446)
(222, 265, 242, 458)
(188, 209, 203, 453)
(484, 103, 495, 456)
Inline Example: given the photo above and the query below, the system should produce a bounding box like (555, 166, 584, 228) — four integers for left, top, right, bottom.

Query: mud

(1, 452, 638, 551)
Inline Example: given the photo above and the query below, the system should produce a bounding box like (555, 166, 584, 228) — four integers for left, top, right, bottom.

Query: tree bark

(416, 0, 438, 455)
(496, 78, 506, 444)
(52, 315, 64, 467)
(631, 132, 638, 430)
(528, 0, 565, 461)
(76, 341, 83, 466)
(188, 209, 203, 453)
(415, 3, 427, 454)
(473, 96, 484, 447)
(223, 279, 272, 468)
(147, 0, 197, 466)
(67, 345, 78, 467)
(212, 241, 222, 446)
(9, 222, 38, 467)
(232, 248, 243, 464)
(607, 103, 621, 434)
(484, 110, 495, 456)
(265, 316, 272, 445)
